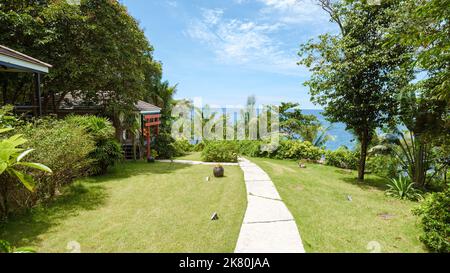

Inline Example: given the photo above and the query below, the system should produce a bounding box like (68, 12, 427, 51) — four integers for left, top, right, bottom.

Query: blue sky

(120, 0, 338, 109)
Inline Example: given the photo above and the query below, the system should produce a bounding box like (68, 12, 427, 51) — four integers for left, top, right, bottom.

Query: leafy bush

(66, 115, 122, 175)
(367, 155, 399, 178)
(325, 147, 359, 170)
(201, 141, 238, 163)
(413, 189, 450, 253)
(237, 140, 263, 157)
(193, 141, 206, 152)
(172, 139, 194, 156)
(0, 240, 35, 253)
(18, 119, 94, 195)
(0, 126, 53, 219)
(386, 176, 423, 201)
(153, 132, 177, 159)
(275, 140, 324, 161)
(0, 105, 19, 128)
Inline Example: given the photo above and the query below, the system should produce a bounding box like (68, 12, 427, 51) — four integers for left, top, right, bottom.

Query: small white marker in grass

(210, 212, 219, 221)
(205, 176, 210, 182)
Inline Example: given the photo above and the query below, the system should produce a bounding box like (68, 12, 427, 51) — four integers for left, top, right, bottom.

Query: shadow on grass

(0, 182, 108, 248)
(341, 176, 388, 191)
(88, 161, 193, 183)
(0, 161, 198, 248)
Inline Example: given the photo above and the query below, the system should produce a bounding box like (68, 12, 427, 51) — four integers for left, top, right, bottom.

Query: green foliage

(89, 139, 123, 176)
(201, 141, 238, 163)
(413, 189, 450, 253)
(276, 140, 324, 161)
(0, 0, 162, 114)
(237, 140, 263, 157)
(0, 240, 35, 253)
(153, 132, 177, 159)
(390, 0, 450, 103)
(17, 118, 95, 199)
(367, 155, 399, 178)
(66, 116, 122, 175)
(193, 142, 206, 152)
(0, 130, 52, 193)
(0, 105, 19, 129)
(173, 139, 194, 156)
(299, 0, 413, 180)
(386, 176, 423, 201)
(66, 115, 115, 141)
(325, 147, 359, 170)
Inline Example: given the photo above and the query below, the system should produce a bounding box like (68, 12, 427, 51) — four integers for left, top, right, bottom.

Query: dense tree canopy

(299, 0, 413, 180)
(0, 0, 164, 116)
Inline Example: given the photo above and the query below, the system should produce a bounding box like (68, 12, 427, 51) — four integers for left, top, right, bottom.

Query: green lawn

(175, 152, 203, 161)
(0, 162, 246, 253)
(250, 157, 426, 253)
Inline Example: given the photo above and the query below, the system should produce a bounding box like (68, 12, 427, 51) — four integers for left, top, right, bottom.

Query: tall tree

(0, 0, 163, 115)
(299, 0, 412, 180)
(278, 102, 331, 147)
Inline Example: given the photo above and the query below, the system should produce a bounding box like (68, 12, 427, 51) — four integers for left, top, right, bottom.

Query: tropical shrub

(237, 140, 263, 157)
(0, 240, 35, 253)
(413, 189, 450, 253)
(193, 141, 206, 152)
(325, 147, 359, 170)
(275, 140, 324, 161)
(90, 139, 123, 175)
(66, 115, 122, 175)
(18, 119, 95, 199)
(201, 141, 238, 163)
(0, 105, 19, 128)
(173, 139, 194, 156)
(367, 155, 399, 178)
(0, 127, 53, 219)
(386, 176, 423, 201)
(153, 132, 177, 159)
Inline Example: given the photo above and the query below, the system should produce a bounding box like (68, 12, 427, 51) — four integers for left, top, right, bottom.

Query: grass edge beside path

(249, 157, 426, 253)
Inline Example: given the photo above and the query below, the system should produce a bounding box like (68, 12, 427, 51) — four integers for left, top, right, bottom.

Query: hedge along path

(157, 157, 305, 253)
(235, 157, 305, 253)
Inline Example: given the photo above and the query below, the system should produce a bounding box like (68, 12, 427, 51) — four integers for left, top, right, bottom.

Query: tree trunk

(0, 178, 9, 221)
(358, 129, 369, 181)
(414, 137, 426, 187)
(2, 78, 8, 104)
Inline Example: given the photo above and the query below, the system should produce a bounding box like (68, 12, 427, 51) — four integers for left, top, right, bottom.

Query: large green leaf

(0, 162, 7, 175)
(0, 128, 13, 134)
(17, 149, 35, 162)
(14, 247, 37, 253)
(17, 162, 52, 173)
(9, 169, 36, 192)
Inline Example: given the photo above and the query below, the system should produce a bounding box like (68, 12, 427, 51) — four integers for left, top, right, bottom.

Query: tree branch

(317, 0, 345, 36)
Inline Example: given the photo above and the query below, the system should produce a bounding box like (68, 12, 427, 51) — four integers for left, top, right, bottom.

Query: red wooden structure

(142, 114, 161, 162)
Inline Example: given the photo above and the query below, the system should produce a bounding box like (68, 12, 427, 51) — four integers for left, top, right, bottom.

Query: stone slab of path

(157, 157, 305, 253)
(235, 158, 305, 253)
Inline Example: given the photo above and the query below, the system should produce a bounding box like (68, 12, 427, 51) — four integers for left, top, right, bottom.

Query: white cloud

(258, 0, 328, 24)
(185, 8, 304, 75)
(166, 0, 178, 8)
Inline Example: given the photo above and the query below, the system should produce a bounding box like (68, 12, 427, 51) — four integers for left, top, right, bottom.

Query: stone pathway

(156, 157, 305, 253)
(235, 157, 305, 253)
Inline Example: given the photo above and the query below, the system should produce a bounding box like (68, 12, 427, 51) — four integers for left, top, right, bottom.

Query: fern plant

(386, 176, 423, 201)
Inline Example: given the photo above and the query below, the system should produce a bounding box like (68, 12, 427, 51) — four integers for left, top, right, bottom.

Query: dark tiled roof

(135, 100, 161, 113)
(0, 45, 52, 68)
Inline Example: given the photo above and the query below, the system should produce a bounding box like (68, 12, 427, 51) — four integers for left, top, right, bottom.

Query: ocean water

(302, 109, 356, 151)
